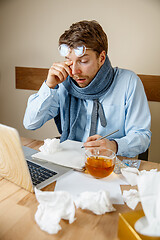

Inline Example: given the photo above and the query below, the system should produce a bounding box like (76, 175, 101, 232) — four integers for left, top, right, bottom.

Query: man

(23, 20, 151, 157)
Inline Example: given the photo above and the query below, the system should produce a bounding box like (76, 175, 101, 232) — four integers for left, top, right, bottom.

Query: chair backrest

(15, 67, 160, 102)
(137, 75, 160, 160)
(15, 67, 160, 160)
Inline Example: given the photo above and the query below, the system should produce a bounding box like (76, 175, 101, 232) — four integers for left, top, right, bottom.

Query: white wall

(0, 0, 160, 162)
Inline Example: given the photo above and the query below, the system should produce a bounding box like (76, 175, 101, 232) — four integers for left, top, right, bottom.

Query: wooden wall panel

(15, 66, 160, 102)
(15, 67, 48, 91)
(138, 74, 160, 102)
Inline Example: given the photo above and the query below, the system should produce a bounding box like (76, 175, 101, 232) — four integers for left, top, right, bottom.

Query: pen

(81, 129, 119, 148)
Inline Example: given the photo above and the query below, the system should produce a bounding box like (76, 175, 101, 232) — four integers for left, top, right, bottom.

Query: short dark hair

(59, 20, 108, 55)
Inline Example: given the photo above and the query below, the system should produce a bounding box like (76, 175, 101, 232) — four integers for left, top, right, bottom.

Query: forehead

(66, 49, 96, 59)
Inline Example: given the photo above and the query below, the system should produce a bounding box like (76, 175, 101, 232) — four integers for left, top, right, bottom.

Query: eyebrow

(80, 54, 89, 58)
(65, 54, 89, 60)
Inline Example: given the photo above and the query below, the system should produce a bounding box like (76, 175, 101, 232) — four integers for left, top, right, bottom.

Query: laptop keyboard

(26, 160, 57, 186)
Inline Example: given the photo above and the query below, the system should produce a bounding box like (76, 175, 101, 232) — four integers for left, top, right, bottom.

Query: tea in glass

(85, 149, 115, 178)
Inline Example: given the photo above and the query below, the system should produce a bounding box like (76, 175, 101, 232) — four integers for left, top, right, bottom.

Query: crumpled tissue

(122, 189, 140, 210)
(122, 168, 158, 209)
(121, 167, 157, 186)
(75, 190, 116, 215)
(35, 188, 116, 234)
(34, 188, 75, 234)
(135, 171, 160, 236)
(39, 138, 62, 154)
(33, 139, 85, 169)
(121, 168, 160, 236)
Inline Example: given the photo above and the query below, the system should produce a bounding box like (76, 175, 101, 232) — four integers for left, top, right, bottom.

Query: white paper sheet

(32, 140, 85, 169)
(55, 171, 128, 204)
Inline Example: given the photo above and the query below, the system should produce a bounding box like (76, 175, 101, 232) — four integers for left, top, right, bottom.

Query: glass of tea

(85, 148, 116, 178)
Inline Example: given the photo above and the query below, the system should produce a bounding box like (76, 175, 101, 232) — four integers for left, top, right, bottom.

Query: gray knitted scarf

(54, 55, 115, 142)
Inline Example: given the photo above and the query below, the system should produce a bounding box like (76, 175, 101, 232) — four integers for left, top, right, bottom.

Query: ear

(99, 50, 106, 67)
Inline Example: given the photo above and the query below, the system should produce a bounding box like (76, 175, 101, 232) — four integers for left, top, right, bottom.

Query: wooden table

(0, 137, 160, 240)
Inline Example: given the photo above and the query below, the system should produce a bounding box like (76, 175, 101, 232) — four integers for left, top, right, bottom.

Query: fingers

(65, 60, 73, 67)
(86, 135, 101, 142)
(84, 135, 111, 149)
(46, 61, 73, 88)
(56, 61, 73, 76)
(84, 140, 99, 148)
(84, 135, 102, 148)
(50, 65, 68, 82)
(84, 138, 117, 154)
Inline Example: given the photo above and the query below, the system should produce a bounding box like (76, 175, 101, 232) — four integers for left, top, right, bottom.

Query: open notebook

(0, 124, 72, 192)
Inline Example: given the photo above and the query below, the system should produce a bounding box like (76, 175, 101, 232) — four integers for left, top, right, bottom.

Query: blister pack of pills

(114, 158, 141, 174)
(122, 159, 141, 169)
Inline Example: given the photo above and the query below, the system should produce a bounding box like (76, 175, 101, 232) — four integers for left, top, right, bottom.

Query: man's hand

(46, 61, 73, 89)
(84, 134, 118, 154)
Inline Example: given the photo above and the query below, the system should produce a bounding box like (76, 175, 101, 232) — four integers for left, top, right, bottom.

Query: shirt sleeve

(114, 73, 151, 157)
(23, 81, 59, 130)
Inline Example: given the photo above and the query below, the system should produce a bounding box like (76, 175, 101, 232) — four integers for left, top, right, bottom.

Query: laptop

(0, 124, 73, 193)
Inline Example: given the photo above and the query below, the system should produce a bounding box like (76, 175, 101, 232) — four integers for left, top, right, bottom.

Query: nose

(70, 62, 82, 75)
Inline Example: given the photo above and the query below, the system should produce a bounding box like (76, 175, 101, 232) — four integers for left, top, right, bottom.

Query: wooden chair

(15, 67, 160, 160)
(137, 75, 160, 160)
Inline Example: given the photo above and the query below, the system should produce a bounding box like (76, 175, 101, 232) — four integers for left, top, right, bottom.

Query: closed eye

(79, 57, 90, 64)
(81, 60, 89, 64)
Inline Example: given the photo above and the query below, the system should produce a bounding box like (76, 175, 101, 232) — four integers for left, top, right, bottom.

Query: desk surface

(0, 137, 160, 240)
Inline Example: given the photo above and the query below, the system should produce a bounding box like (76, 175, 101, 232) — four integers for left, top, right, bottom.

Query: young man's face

(65, 49, 106, 88)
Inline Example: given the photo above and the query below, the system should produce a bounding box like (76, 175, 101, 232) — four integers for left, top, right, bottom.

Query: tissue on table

(121, 167, 157, 186)
(75, 190, 116, 215)
(34, 188, 76, 234)
(121, 167, 139, 186)
(134, 171, 160, 236)
(122, 168, 158, 209)
(122, 189, 140, 210)
(121, 168, 160, 236)
(39, 138, 62, 154)
(33, 139, 85, 169)
(34, 188, 117, 234)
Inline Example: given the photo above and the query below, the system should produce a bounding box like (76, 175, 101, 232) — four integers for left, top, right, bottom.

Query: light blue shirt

(23, 68, 151, 157)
